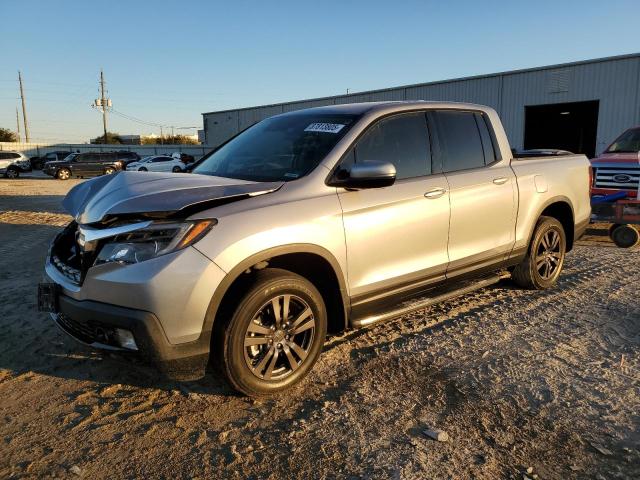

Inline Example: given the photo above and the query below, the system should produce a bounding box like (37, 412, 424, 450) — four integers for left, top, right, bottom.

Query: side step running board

(351, 272, 510, 328)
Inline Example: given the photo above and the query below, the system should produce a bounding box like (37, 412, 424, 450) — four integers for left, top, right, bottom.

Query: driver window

(344, 113, 432, 180)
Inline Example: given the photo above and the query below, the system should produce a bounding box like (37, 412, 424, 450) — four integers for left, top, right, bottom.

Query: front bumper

(44, 245, 228, 380)
(51, 295, 211, 380)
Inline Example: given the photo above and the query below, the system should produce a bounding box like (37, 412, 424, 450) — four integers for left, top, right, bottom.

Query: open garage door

(524, 100, 599, 158)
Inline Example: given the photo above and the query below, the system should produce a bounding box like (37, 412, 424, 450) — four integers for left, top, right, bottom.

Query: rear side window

(475, 113, 498, 164)
(430, 110, 485, 172)
(354, 112, 431, 179)
(98, 153, 116, 162)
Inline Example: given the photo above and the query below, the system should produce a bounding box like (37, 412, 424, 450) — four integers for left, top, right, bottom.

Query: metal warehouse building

(203, 53, 640, 158)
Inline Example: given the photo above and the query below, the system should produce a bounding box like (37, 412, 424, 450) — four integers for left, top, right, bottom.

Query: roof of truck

(275, 100, 490, 117)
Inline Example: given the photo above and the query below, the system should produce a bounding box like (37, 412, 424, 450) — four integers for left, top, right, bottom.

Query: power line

(110, 107, 198, 130)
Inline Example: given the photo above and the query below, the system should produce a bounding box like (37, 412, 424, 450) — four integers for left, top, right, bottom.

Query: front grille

(594, 166, 640, 190)
(52, 254, 81, 283)
(50, 221, 93, 285)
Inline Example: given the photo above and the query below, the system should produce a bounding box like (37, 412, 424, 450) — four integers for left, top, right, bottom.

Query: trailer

(591, 194, 640, 248)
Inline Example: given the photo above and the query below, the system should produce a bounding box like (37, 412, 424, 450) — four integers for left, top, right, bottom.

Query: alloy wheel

(5, 169, 18, 179)
(535, 228, 563, 280)
(243, 294, 316, 381)
(57, 169, 70, 180)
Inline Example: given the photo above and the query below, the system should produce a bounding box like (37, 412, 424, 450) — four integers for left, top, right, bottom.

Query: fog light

(114, 328, 138, 350)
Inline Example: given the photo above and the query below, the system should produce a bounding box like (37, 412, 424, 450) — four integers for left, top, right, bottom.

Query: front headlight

(94, 219, 215, 266)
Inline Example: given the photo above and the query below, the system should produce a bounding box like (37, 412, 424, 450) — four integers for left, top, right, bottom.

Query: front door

(337, 112, 451, 305)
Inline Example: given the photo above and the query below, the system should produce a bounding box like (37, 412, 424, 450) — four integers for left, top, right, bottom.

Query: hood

(592, 152, 640, 165)
(63, 171, 284, 224)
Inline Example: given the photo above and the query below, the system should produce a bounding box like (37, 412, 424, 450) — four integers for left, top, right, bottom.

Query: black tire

(608, 223, 622, 238)
(611, 224, 639, 248)
(138, 167, 147, 172)
(172, 166, 182, 173)
(219, 268, 327, 397)
(56, 168, 71, 180)
(512, 216, 566, 290)
(4, 167, 19, 179)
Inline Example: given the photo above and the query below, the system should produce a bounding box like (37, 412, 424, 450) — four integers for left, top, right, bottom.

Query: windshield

(606, 127, 640, 153)
(194, 113, 359, 181)
(62, 153, 78, 162)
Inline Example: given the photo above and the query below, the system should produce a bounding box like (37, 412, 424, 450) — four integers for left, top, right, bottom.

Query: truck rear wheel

(512, 216, 566, 290)
(219, 268, 327, 397)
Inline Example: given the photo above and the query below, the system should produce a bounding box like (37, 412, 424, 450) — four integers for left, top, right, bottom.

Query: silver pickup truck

(40, 101, 591, 396)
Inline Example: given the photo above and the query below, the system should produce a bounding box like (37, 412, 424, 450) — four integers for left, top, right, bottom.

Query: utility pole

(92, 69, 111, 143)
(16, 107, 21, 142)
(18, 71, 30, 142)
(100, 69, 108, 142)
(160, 126, 164, 145)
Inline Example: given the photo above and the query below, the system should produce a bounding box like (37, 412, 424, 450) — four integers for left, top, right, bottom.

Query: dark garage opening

(524, 100, 599, 158)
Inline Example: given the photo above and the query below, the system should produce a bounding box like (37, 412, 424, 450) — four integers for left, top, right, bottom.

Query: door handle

(424, 187, 446, 199)
(492, 177, 508, 185)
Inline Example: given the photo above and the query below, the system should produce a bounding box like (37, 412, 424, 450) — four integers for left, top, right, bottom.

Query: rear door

(72, 153, 93, 176)
(149, 156, 169, 171)
(428, 110, 517, 278)
(338, 111, 450, 304)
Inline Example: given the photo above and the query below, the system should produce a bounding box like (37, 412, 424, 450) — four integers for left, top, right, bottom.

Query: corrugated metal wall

(203, 54, 640, 154)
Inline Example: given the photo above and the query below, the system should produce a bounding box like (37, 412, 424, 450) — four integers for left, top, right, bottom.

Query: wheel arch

(529, 196, 576, 252)
(202, 244, 349, 356)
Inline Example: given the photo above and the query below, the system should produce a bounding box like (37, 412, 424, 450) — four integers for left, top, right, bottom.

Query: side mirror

(329, 160, 396, 189)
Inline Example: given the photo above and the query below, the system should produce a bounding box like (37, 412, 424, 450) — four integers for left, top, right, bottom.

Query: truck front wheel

(512, 216, 566, 290)
(219, 268, 327, 397)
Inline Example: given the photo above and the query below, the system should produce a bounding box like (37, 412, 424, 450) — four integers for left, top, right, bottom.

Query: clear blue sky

(1, 0, 639, 143)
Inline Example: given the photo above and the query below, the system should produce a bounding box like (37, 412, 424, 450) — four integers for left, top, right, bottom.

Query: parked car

(42, 151, 126, 180)
(126, 155, 186, 173)
(116, 151, 142, 167)
(39, 101, 591, 396)
(0, 151, 31, 178)
(171, 152, 196, 164)
(590, 126, 640, 199)
(30, 150, 72, 170)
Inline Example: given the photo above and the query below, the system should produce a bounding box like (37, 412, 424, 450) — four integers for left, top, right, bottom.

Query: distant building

(202, 53, 640, 158)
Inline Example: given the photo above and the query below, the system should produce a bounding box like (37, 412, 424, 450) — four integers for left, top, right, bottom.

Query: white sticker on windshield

(304, 123, 345, 134)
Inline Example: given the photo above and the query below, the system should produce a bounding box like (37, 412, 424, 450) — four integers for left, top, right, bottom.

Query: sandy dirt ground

(0, 175, 639, 479)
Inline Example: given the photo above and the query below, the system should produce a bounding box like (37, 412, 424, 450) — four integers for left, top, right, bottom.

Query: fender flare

(512, 195, 576, 260)
(198, 243, 350, 347)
